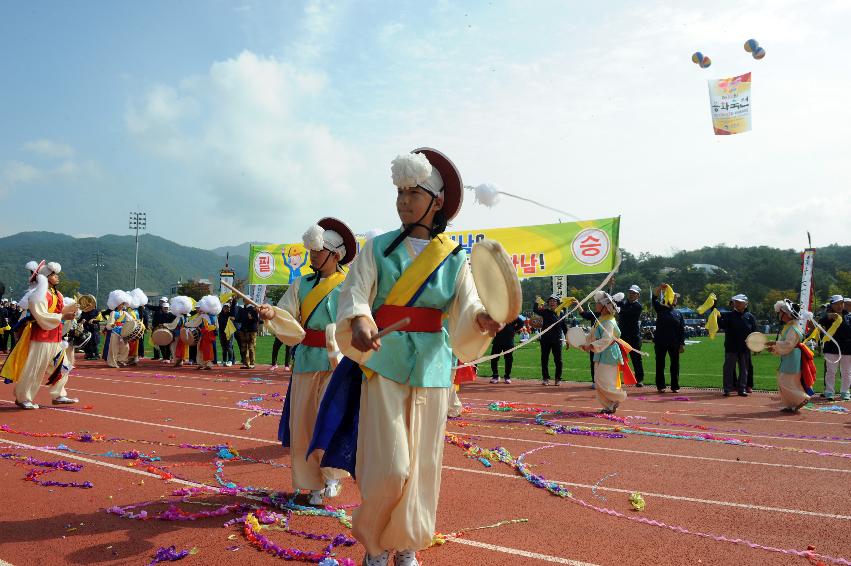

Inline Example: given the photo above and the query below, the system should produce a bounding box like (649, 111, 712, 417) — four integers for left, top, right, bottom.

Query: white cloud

(126, 50, 361, 229)
(22, 139, 75, 159)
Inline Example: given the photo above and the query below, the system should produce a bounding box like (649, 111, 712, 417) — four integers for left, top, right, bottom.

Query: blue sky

(2, 0, 850, 254)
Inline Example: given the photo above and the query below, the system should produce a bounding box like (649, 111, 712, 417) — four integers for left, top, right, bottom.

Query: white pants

(823, 353, 851, 395)
(288, 371, 349, 491)
(353, 375, 448, 556)
(778, 372, 810, 409)
(447, 385, 463, 418)
(14, 341, 68, 403)
(107, 333, 128, 368)
(594, 362, 628, 411)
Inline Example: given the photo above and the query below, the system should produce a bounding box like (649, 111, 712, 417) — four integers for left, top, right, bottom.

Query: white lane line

(464, 411, 851, 445)
(462, 395, 844, 426)
(448, 538, 598, 565)
(450, 430, 851, 474)
(442, 465, 851, 521)
(3, 400, 848, 519)
(0, 436, 599, 566)
(65, 389, 258, 412)
(76, 366, 287, 385)
(74, 374, 277, 396)
(31, 389, 851, 474)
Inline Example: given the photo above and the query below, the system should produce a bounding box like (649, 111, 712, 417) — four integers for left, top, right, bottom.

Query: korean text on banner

(248, 217, 620, 284)
(708, 72, 751, 135)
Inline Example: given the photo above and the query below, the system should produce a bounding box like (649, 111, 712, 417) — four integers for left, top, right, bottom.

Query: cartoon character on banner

(281, 247, 308, 284)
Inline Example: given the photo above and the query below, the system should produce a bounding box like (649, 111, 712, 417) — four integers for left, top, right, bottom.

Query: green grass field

(143, 334, 834, 392)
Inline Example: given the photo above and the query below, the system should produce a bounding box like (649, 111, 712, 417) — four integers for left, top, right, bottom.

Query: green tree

(57, 278, 80, 298)
(177, 280, 212, 301)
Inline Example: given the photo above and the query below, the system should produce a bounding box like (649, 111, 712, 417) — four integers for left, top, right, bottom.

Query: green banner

(248, 217, 620, 285)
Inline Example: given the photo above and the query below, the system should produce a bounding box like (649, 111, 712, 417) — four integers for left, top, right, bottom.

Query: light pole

(93, 248, 105, 299)
(129, 211, 147, 288)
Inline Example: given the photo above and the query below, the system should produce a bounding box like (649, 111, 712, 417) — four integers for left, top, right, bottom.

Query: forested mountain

(0, 232, 247, 306)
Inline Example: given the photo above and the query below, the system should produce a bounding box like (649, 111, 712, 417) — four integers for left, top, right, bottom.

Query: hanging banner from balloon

(708, 72, 751, 135)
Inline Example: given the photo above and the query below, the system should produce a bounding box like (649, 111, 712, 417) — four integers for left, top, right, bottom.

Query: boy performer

(126, 289, 148, 366)
(320, 148, 499, 566)
(0, 261, 78, 408)
(767, 300, 811, 412)
(104, 290, 133, 368)
(258, 217, 357, 506)
(165, 296, 193, 367)
(195, 295, 222, 370)
(582, 291, 633, 414)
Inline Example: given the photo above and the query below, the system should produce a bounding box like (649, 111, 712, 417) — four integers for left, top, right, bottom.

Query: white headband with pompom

(391, 152, 444, 195)
(302, 224, 346, 261)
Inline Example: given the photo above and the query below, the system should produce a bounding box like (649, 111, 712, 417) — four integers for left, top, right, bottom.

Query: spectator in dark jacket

(819, 295, 851, 400)
(718, 294, 757, 396)
(490, 316, 524, 384)
(218, 303, 236, 367)
(0, 299, 9, 353)
(238, 304, 259, 368)
(617, 284, 645, 387)
(151, 299, 176, 361)
(533, 295, 568, 385)
(652, 284, 685, 392)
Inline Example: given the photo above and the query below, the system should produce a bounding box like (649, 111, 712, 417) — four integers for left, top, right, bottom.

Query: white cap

(628, 285, 641, 294)
(731, 294, 748, 303)
(844, 297, 851, 303)
(829, 294, 844, 304)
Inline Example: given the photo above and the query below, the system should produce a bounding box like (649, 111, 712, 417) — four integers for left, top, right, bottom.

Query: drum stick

(375, 317, 411, 339)
(220, 280, 259, 308)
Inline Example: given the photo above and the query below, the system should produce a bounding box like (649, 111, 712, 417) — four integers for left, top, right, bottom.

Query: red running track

(0, 357, 849, 565)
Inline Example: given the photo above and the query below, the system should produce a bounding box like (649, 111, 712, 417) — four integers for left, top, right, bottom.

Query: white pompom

(130, 288, 149, 307)
(474, 183, 502, 207)
(391, 153, 432, 188)
(593, 290, 606, 302)
(302, 224, 325, 252)
(25, 260, 39, 272)
(612, 292, 625, 303)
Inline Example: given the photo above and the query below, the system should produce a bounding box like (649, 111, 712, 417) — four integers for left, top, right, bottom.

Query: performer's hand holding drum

(567, 326, 588, 349)
(471, 239, 522, 325)
(745, 332, 767, 353)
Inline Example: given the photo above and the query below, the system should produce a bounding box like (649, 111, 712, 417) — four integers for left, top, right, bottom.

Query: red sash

(374, 304, 443, 333)
(302, 328, 326, 348)
(797, 343, 816, 388)
(617, 342, 637, 385)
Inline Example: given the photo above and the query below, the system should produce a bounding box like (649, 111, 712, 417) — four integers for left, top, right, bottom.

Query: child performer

(127, 288, 148, 366)
(0, 261, 78, 408)
(258, 217, 357, 506)
(330, 148, 499, 566)
(582, 291, 630, 414)
(104, 290, 132, 368)
(165, 296, 192, 367)
(195, 295, 222, 370)
(767, 300, 811, 413)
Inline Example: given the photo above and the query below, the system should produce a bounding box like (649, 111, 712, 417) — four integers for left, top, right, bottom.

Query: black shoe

(657, 388, 666, 393)
(723, 390, 731, 397)
(635, 383, 644, 388)
(554, 379, 561, 386)
(738, 390, 749, 397)
(671, 388, 679, 393)
(542, 379, 550, 386)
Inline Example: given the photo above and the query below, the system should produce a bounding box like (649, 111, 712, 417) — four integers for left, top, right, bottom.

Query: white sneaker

(363, 551, 390, 566)
(225, 361, 233, 367)
(270, 365, 279, 371)
(394, 550, 419, 566)
(308, 490, 324, 505)
(324, 479, 342, 498)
